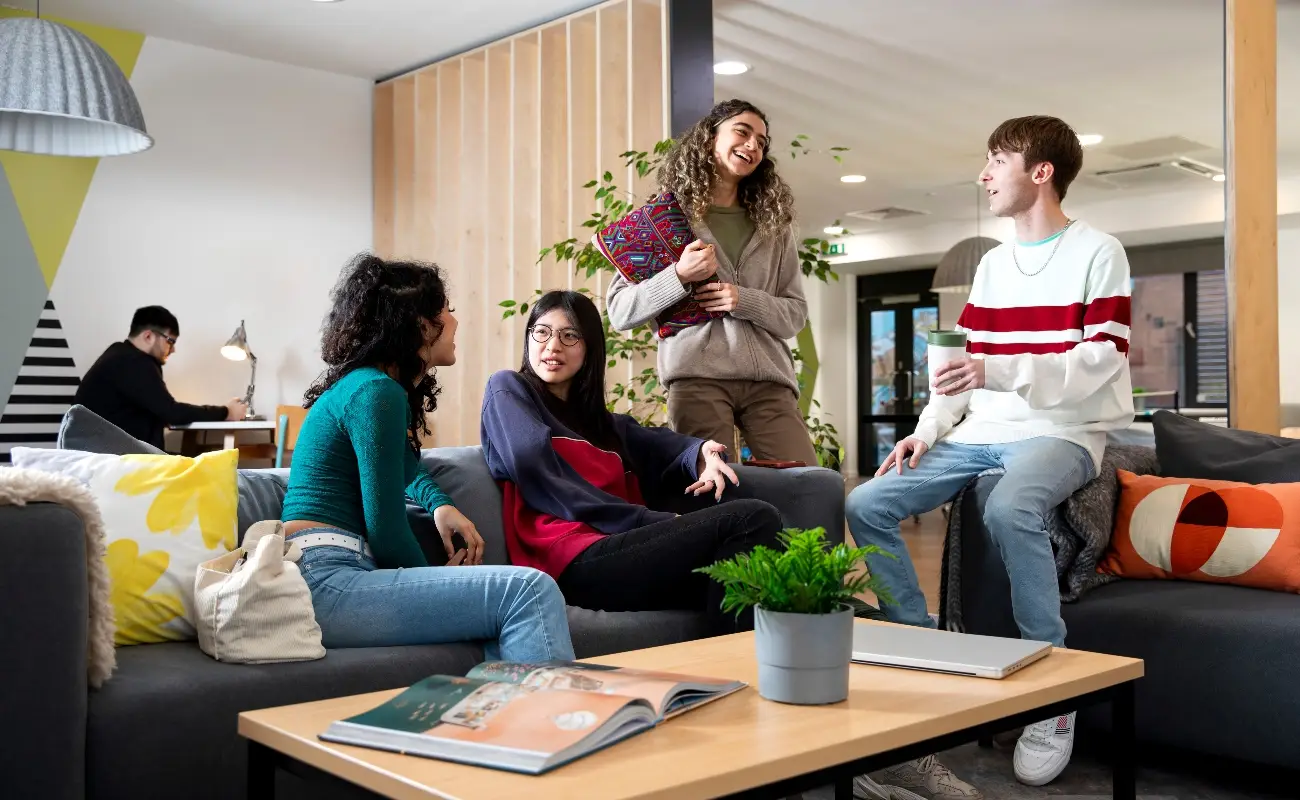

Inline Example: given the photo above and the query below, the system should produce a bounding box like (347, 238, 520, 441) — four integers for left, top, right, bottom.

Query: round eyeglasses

(529, 325, 583, 347)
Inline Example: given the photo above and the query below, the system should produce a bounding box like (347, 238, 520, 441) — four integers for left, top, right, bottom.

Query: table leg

(247, 740, 276, 800)
(833, 775, 854, 800)
(224, 432, 236, 450)
(1112, 681, 1136, 800)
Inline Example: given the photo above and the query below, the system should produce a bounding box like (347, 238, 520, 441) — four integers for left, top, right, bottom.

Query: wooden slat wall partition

(1225, 0, 1279, 434)
(373, 0, 670, 445)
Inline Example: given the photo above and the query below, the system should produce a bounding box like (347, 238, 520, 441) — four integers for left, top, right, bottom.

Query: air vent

(1090, 161, 1220, 189)
(1104, 136, 1215, 161)
(845, 206, 930, 223)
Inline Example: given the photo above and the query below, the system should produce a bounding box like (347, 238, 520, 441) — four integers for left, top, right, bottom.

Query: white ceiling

(14, 0, 1299, 241)
(15, 0, 600, 80)
(714, 0, 1300, 237)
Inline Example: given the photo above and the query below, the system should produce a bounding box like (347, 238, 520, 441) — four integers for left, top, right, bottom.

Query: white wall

(53, 37, 373, 417)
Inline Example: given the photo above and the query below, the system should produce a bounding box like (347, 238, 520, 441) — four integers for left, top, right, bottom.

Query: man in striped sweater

(848, 116, 1133, 795)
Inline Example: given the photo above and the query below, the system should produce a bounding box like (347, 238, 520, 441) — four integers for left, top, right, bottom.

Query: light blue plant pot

(754, 604, 853, 705)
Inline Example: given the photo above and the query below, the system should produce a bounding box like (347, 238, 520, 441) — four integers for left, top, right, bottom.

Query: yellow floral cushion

(10, 447, 239, 645)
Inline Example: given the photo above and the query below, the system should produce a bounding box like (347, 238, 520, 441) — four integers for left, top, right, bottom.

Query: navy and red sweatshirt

(479, 370, 706, 578)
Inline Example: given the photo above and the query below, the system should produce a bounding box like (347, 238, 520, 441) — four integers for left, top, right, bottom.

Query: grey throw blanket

(939, 444, 1159, 634)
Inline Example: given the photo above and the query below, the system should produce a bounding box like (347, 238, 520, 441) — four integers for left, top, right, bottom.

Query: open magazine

(317, 661, 746, 775)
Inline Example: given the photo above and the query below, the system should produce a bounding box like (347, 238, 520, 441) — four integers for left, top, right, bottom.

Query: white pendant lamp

(0, 11, 152, 157)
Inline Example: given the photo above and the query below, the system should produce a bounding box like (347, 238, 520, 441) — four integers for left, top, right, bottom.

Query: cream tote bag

(194, 520, 325, 663)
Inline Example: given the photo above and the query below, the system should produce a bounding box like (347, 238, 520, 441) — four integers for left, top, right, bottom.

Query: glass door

(859, 300, 940, 472)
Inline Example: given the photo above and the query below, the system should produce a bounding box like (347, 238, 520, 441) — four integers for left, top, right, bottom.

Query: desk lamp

(220, 321, 260, 419)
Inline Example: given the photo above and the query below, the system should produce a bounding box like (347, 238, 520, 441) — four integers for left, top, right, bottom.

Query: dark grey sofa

(951, 466, 1300, 771)
(1, 444, 846, 800)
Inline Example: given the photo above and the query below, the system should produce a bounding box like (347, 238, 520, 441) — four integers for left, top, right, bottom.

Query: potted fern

(696, 528, 894, 705)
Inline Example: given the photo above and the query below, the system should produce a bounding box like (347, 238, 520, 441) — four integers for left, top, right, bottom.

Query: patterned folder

(593, 192, 722, 338)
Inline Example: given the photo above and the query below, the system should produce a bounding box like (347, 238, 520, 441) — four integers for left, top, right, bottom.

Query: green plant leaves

(694, 528, 895, 616)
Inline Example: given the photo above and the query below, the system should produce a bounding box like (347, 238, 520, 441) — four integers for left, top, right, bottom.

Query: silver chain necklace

(1013, 219, 1075, 277)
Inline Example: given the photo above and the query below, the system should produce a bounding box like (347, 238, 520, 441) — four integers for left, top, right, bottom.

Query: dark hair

(304, 253, 449, 453)
(986, 115, 1084, 201)
(656, 98, 796, 238)
(129, 306, 179, 338)
(518, 291, 620, 451)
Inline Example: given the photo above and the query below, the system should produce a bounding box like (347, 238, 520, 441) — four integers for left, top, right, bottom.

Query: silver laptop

(850, 624, 1052, 679)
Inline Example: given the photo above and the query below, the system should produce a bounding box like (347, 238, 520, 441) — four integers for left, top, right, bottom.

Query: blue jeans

(290, 527, 575, 663)
(846, 437, 1095, 646)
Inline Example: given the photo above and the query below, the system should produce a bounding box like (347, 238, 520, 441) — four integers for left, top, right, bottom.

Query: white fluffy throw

(0, 467, 116, 687)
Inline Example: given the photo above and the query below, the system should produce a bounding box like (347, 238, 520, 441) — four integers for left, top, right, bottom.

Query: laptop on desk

(851, 623, 1052, 679)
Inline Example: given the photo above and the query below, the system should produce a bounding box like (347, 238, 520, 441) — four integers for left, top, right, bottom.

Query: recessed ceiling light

(840, 174, 867, 183)
(1077, 134, 1104, 146)
(713, 61, 749, 75)
(1212, 173, 1226, 182)
(824, 225, 845, 235)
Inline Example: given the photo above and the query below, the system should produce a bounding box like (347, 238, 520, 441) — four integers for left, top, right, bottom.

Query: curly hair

(304, 253, 448, 454)
(655, 98, 796, 239)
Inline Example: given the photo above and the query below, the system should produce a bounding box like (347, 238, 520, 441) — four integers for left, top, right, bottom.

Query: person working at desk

(74, 306, 248, 450)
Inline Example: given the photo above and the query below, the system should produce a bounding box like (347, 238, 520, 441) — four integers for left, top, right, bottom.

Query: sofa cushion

(87, 641, 484, 800)
(1099, 469, 1300, 594)
(1153, 409, 1300, 483)
(416, 446, 510, 564)
(566, 607, 712, 658)
(59, 404, 166, 456)
(1062, 579, 1300, 768)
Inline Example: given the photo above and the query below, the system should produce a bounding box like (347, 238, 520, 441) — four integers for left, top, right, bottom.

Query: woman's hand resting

(433, 504, 485, 566)
(675, 239, 718, 284)
(687, 441, 739, 501)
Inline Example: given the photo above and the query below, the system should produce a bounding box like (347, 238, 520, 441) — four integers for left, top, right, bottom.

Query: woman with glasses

(480, 290, 784, 637)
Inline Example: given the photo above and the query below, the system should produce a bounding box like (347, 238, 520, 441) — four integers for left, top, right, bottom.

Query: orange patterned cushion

(1099, 469, 1300, 593)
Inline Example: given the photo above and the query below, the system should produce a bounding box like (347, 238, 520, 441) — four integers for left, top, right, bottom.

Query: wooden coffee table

(240, 620, 1143, 800)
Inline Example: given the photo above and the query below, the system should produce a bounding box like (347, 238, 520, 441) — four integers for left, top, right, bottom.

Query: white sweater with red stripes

(914, 219, 1134, 471)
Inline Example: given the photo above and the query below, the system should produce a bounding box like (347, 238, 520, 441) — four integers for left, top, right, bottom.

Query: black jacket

(73, 341, 227, 450)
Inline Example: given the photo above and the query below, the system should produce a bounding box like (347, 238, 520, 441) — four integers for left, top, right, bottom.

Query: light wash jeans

(290, 527, 575, 663)
(846, 437, 1095, 647)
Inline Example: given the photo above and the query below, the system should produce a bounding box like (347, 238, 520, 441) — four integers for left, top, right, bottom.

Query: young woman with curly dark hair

(279, 254, 574, 662)
(606, 98, 817, 465)
(480, 290, 785, 637)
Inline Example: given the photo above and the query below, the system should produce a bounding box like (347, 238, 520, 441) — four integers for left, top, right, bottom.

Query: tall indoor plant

(696, 528, 894, 705)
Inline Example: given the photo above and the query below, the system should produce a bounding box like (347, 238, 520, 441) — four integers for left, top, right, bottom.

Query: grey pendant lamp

(0, 5, 152, 157)
(931, 182, 998, 294)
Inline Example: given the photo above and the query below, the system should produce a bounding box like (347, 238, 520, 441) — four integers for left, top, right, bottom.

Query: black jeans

(557, 498, 783, 636)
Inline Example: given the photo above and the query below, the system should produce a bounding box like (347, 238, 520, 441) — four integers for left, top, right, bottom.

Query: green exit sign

(827, 243, 847, 256)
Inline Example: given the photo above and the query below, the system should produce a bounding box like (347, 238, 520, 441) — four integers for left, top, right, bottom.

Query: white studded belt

(288, 531, 373, 559)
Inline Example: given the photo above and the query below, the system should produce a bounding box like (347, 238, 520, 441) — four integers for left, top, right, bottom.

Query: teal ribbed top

(280, 367, 451, 568)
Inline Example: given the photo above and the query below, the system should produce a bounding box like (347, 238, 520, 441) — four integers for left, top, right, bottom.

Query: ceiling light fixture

(713, 61, 749, 75)
(1212, 173, 1226, 182)
(1077, 134, 1104, 146)
(0, 11, 152, 157)
(840, 174, 866, 184)
(824, 225, 845, 235)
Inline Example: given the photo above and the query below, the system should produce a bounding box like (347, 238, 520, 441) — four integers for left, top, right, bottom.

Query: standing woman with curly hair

(606, 99, 817, 465)
(279, 254, 574, 662)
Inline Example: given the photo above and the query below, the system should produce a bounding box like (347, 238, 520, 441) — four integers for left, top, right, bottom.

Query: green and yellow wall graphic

(0, 9, 144, 462)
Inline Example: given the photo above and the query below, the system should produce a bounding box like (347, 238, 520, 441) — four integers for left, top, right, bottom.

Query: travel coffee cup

(927, 329, 970, 404)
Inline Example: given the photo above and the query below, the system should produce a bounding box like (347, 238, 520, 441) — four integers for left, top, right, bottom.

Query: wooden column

(1224, 0, 1279, 434)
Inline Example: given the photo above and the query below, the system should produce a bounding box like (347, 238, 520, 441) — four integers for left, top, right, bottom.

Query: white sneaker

(867, 755, 983, 799)
(1014, 711, 1076, 786)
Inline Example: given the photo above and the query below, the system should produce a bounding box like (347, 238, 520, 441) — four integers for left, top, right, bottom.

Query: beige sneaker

(870, 755, 983, 799)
